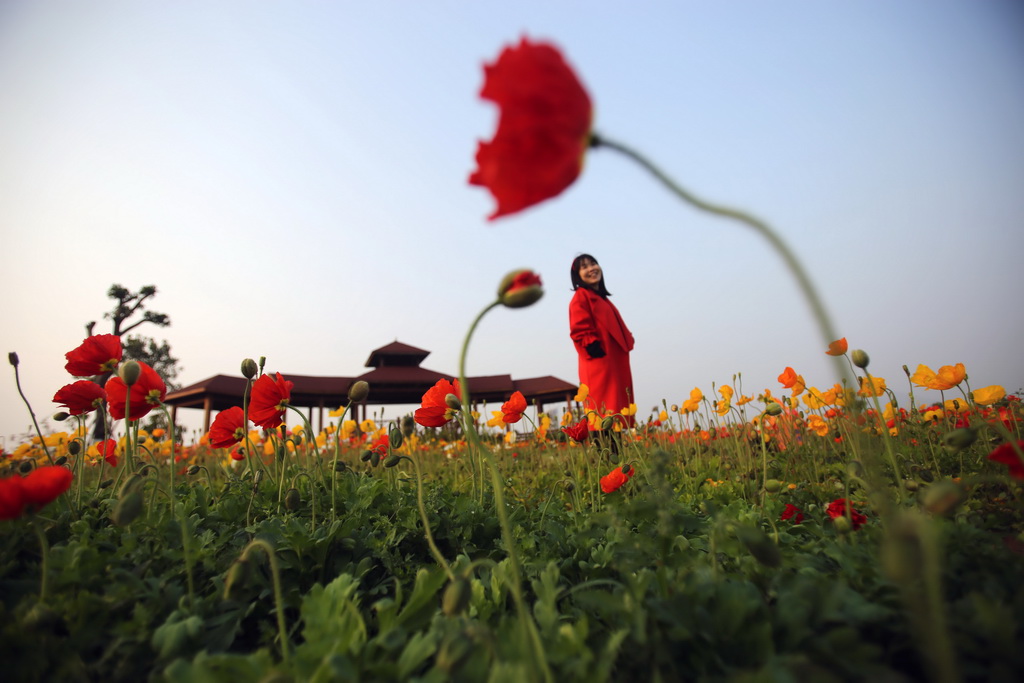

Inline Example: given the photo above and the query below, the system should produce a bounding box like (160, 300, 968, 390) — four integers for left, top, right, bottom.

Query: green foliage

(1, 436, 1022, 681)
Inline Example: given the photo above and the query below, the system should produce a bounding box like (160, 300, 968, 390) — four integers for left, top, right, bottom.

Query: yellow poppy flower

(806, 414, 829, 436)
(973, 385, 1006, 406)
(857, 376, 886, 397)
(574, 384, 589, 402)
(486, 411, 505, 428)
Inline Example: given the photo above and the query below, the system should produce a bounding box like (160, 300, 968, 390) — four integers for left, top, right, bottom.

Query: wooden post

(202, 397, 212, 433)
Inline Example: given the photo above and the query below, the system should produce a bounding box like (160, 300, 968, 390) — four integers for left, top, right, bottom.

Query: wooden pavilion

(163, 341, 577, 433)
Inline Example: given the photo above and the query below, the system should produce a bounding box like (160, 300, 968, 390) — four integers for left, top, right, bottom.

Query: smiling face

(577, 257, 602, 287)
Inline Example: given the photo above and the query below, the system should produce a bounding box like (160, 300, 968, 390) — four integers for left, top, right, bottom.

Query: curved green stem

(228, 539, 290, 664)
(458, 299, 552, 683)
(593, 134, 852, 388)
(406, 455, 455, 580)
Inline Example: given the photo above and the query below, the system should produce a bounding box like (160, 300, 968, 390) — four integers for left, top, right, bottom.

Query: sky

(2, 1, 1023, 446)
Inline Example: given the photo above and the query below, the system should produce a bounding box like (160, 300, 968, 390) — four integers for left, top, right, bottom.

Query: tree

(86, 284, 181, 436)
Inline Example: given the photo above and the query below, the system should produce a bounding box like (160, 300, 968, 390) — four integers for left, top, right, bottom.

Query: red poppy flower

(414, 378, 461, 428)
(825, 338, 848, 356)
(18, 466, 73, 510)
(230, 446, 246, 461)
(0, 476, 25, 520)
(97, 439, 118, 467)
(209, 406, 248, 449)
(600, 465, 634, 494)
(988, 440, 1024, 480)
(501, 391, 527, 424)
(105, 361, 167, 421)
(53, 380, 107, 416)
(248, 373, 294, 430)
(780, 503, 804, 524)
(826, 498, 867, 530)
(469, 37, 593, 220)
(64, 334, 122, 377)
(561, 418, 589, 443)
(367, 433, 389, 456)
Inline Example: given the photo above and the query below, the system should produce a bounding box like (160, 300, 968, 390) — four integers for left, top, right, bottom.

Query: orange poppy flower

(469, 37, 593, 220)
(414, 378, 462, 428)
(825, 338, 848, 356)
(600, 465, 634, 494)
(501, 391, 527, 423)
(910, 363, 966, 391)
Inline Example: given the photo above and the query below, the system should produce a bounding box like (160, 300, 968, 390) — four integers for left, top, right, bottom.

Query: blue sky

(2, 1, 1023, 445)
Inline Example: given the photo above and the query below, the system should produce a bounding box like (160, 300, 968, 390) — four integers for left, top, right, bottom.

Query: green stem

(593, 134, 852, 388)
(33, 521, 50, 602)
(406, 455, 455, 580)
(229, 539, 290, 664)
(458, 300, 552, 683)
(11, 362, 55, 465)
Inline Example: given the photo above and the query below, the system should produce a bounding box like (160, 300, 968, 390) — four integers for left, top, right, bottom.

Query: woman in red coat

(568, 254, 635, 427)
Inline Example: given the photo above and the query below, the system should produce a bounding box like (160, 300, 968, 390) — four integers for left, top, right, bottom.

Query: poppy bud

(360, 450, 373, 462)
(254, 470, 265, 486)
(564, 481, 575, 493)
(99, 478, 114, 489)
(442, 578, 472, 616)
(348, 380, 370, 403)
(401, 415, 416, 438)
(384, 455, 401, 468)
(284, 487, 300, 510)
(497, 269, 544, 308)
(258, 356, 266, 372)
(118, 360, 142, 387)
(187, 465, 200, 475)
(851, 350, 869, 369)
(764, 479, 782, 493)
(670, 404, 679, 413)
(736, 526, 782, 568)
(832, 515, 852, 534)
(241, 358, 258, 379)
(68, 440, 81, 456)
(8, 352, 19, 367)
(334, 460, 348, 473)
(942, 428, 977, 452)
(370, 451, 381, 468)
(600, 416, 615, 430)
(445, 393, 462, 411)
(621, 464, 631, 475)
(903, 479, 919, 492)
(389, 425, 403, 449)
(53, 411, 70, 422)
(921, 480, 965, 516)
(54, 456, 68, 466)
(765, 403, 783, 416)
(19, 460, 34, 473)
(112, 490, 144, 526)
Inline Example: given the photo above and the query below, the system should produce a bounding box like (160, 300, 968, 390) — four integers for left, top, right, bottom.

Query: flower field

(4, 34, 1023, 683)
(3, 326, 1024, 682)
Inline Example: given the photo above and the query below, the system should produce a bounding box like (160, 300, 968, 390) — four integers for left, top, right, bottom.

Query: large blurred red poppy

(16, 466, 73, 512)
(988, 440, 1024, 480)
(249, 373, 293, 430)
(208, 406, 247, 449)
(105, 361, 167, 421)
(469, 37, 593, 220)
(64, 334, 122, 377)
(53, 380, 107, 415)
(414, 378, 461, 428)
(501, 391, 527, 424)
(0, 476, 24, 520)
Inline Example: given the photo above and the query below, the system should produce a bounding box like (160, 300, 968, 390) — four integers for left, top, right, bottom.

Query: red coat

(569, 287, 635, 423)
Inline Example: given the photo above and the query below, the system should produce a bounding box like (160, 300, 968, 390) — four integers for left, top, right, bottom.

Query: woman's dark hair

(570, 253, 611, 297)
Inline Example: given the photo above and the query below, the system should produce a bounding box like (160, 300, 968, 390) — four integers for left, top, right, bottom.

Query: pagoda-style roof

(163, 340, 576, 432)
